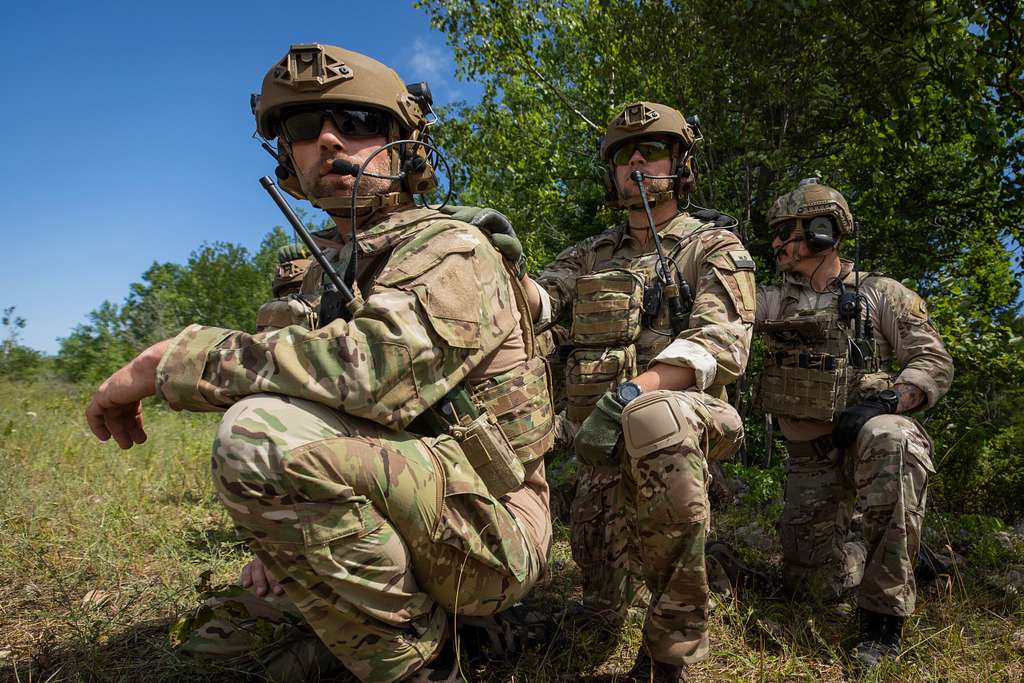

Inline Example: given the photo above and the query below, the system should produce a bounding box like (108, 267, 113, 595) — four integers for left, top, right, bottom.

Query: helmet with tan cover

(767, 178, 854, 236)
(251, 43, 437, 211)
(600, 101, 698, 207)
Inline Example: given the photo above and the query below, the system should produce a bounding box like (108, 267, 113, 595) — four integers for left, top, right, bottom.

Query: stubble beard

(619, 175, 673, 200)
(299, 156, 395, 201)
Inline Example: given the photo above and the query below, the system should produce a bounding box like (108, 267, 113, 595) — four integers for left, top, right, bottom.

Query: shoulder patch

(727, 250, 756, 270)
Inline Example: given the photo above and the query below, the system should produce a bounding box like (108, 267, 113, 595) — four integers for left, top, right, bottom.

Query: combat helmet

(767, 178, 854, 243)
(251, 43, 437, 212)
(599, 101, 698, 208)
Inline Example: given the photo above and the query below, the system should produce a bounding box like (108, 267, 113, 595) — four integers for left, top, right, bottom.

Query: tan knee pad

(621, 390, 702, 458)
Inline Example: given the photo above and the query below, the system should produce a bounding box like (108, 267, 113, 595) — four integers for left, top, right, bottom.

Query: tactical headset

(803, 215, 840, 252)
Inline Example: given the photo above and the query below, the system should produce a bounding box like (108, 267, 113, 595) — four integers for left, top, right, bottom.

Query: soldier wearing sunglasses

(510, 101, 757, 681)
(756, 179, 953, 667)
(85, 43, 556, 683)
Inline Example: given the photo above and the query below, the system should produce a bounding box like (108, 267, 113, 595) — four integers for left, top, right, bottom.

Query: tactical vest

(564, 222, 706, 423)
(756, 272, 889, 422)
(261, 217, 555, 498)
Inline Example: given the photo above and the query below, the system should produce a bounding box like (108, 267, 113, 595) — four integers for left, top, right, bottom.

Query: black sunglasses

(279, 107, 389, 142)
(772, 219, 800, 241)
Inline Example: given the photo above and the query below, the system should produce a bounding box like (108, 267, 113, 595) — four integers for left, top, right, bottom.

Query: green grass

(1, 381, 1021, 681)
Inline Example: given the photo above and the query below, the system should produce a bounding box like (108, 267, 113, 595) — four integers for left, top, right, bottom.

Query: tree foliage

(55, 228, 292, 386)
(420, 0, 1024, 517)
(0, 307, 47, 381)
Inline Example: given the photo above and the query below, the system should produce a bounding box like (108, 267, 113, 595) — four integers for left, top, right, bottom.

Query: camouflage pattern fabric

(203, 394, 541, 682)
(174, 590, 343, 682)
(536, 214, 754, 667)
(780, 415, 934, 616)
(157, 208, 552, 683)
(572, 390, 744, 664)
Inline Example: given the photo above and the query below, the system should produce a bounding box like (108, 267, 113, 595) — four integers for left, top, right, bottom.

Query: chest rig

(269, 217, 555, 498)
(564, 224, 698, 424)
(757, 272, 884, 422)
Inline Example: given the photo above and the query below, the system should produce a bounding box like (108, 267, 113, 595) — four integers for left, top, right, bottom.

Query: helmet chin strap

(310, 191, 413, 214)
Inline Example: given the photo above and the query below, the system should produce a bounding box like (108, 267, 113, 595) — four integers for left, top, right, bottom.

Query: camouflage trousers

(780, 414, 934, 616)
(183, 394, 543, 683)
(570, 390, 744, 666)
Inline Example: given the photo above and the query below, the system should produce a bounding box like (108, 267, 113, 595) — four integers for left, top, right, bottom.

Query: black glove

(691, 208, 736, 229)
(832, 392, 898, 450)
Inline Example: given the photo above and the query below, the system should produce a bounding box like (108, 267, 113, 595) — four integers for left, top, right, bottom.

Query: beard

(298, 154, 395, 201)
(618, 175, 673, 199)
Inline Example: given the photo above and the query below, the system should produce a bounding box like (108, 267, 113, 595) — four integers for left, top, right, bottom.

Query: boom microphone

(331, 159, 360, 176)
(331, 158, 404, 180)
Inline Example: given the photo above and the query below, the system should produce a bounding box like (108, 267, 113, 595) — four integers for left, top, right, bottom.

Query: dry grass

(1, 381, 1021, 682)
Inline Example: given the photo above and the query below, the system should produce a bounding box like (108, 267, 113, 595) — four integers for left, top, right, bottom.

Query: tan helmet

(251, 43, 437, 211)
(600, 101, 698, 208)
(767, 178, 854, 236)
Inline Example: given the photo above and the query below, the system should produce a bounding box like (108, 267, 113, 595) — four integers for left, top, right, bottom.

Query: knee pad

(622, 390, 701, 458)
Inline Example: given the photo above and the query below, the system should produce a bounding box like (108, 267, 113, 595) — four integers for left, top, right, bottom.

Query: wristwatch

(874, 388, 899, 414)
(615, 381, 643, 407)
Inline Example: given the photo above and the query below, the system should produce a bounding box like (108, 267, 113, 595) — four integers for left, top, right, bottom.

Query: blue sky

(0, 1, 479, 353)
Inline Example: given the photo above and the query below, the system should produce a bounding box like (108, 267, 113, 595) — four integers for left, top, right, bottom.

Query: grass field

(1, 381, 1022, 682)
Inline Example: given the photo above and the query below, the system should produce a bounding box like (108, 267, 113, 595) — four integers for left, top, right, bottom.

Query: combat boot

(624, 648, 689, 683)
(851, 608, 904, 668)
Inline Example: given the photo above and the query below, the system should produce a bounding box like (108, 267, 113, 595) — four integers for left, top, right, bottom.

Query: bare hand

(85, 340, 170, 449)
(241, 556, 284, 597)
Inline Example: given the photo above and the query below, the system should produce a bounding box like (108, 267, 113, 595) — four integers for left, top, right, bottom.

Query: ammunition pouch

(471, 356, 555, 465)
(450, 411, 526, 499)
(446, 355, 555, 498)
(565, 345, 637, 423)
(570, 269, 645, 346)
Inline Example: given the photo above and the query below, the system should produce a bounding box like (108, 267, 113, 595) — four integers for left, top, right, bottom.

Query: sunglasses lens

(638, 141, 671, 161)
(280, 108, 388, 141)
(611, 140, 671, 165)
(333, 110, 388, 137)
(280, 110, 325, 141)
(773, 220, 798, 241)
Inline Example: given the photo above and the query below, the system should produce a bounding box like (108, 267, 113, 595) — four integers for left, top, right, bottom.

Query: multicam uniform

(163, 207, 555, 683)
(535, 213, 755, 665)
(756, 261, 953, 616)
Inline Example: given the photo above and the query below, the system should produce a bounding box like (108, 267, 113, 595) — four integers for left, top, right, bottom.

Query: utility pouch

(471, 356, 555, 465)
(757, 350, 849, 421)
(570, 269, 645, 346)
(449, 412, 526, 499)
(565, 345, 637, 423)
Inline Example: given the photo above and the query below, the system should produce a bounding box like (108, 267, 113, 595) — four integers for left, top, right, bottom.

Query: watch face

(617, 382, 642, 405)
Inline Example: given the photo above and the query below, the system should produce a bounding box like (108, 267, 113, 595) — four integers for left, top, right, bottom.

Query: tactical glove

(691, 208, 737, 229)
(832, 393, 897, 450)
(276, 242, 310, 262)
(574, 391, 625, 470)
(440, 205, 527, 279)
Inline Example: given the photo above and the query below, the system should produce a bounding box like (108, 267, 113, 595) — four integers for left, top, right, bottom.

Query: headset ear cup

(804, 216, 838, 252)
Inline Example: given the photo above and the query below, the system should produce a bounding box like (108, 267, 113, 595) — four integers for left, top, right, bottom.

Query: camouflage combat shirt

(534, 213, 756, 396)
(756, 260, 954, 441)
(155, 205, 552, 559)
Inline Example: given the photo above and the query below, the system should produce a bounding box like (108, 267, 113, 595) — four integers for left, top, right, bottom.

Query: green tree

(56, 227, 292, 385)
(0, 307, 46, 381)
(420, 0, 1024, 516)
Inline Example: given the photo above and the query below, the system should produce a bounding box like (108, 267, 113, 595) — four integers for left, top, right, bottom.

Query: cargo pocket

(297, 497, 385, 565)
(425, 434, 528, 582)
